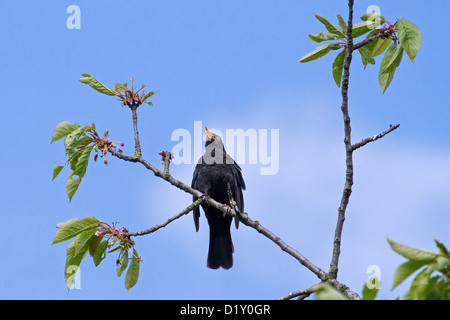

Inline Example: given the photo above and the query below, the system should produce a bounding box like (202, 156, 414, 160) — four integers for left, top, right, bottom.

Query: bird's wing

(191, 166, 201, 232)
(231, 162, 246, 229)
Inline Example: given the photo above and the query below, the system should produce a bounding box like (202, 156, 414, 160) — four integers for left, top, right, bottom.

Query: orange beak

(204, 126, 215, 141)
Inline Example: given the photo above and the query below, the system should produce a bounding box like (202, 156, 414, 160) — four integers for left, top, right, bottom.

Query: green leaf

(352, 18, 385, 39)
(337, 14, 347, 35)
(64, 126, 88, 148)
(53, 216, 100, 244)
(111, 83, 129, 94)
(117, 250, 129, 277)
(79, 74, 116, 96)
(401, 289, 413, 300)
(51, 121, 80, 144)
(107, 245, 122, 254)
(432, 256, 450, 273)
(378, 43, 398, 92)
(125, 249, 140, 291)
(354, 29, 380, 62)
(358, 45, 375, 68)
(308, 32, 326, 42)
(425, 276, 445, 300)
(371, 37, 392, 57)
(434, 239, 449, 256)
(309, 32, 343, 43)
(392, 260, 427, 289)
(67, 138, 92, 169)
(383, 44, 404, 73)
(89, 235, 103, 257)
(378, 43, 404, 93)
(140, 91, 157, 104)
(314, 283, 347, 300)
(332, 50, 345, 87)
(53, 163, 64, 181)
(362, 278, 379, 300)
(65, 240, 89, 291)
(74, 229, 97, 257)
(409, 265, 434, 300)
(93, 240, 109, 267)
(313, 14, 345, 39)
(360, 13, 384, 22)
(72, 145, 94, 178)
(66, 173, 82, 202)
(388, 238, 440, 262)
(432, 276, 450, 300)
(298, 42, 341, 63)
(396, 19, 421, 61)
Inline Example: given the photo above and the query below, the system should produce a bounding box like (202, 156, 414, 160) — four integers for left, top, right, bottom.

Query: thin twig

(275, 285, 317, 300)
(162, 151, 173, 177)
(276, 278, 360, 300)
(128, 198, 203, 237)
(352, 124, 400, 151)
(130, 105, 142, 157)
(352, 29, 394, 51)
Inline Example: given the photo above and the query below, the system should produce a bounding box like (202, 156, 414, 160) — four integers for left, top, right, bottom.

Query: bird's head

(204, 126, 223, 147)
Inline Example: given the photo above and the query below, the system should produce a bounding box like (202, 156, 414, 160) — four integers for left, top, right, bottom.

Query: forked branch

(106, 0, 403, 300)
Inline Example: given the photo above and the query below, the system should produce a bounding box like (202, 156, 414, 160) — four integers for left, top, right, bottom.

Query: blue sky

(1, 0, 449, 300)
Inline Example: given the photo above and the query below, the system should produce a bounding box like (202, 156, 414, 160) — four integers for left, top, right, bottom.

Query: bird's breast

(200, 164, 234, 183)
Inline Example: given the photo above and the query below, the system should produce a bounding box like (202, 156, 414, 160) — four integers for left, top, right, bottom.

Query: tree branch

(162, 151, 173, 177)
(110, 147, 363, 298)
(329, 0, 355, 279)
(352, 29, 394, 52)
(275, 284, 316, 300)
(327, 278, 360, 300)
(130, 105, 142, 157)
(128, 198, 203, 237)
(276, 278, 360, 300)
(352, 124, 400, 151)
(109, 147, 329, 277)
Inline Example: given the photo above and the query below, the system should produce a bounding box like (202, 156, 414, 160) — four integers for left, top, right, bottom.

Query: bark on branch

(352, 124, 400, 151)
(127, 198, 204, 237)
(329, 0, 355, 280)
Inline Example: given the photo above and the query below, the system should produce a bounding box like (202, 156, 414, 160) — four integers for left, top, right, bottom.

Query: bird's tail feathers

(207, 229, 234, 270)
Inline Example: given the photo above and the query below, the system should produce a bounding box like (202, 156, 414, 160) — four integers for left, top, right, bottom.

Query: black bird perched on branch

(192, 126, 246, 269)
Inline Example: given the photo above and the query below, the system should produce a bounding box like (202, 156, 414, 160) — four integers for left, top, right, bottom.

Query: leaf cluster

(51, 122, 123, 201)
(79, 74, 157, 107)
(322, 239, 450, 300)
(51, 75, 158, 291)
(51, 122, 96, 202)
(52, 217, 141, 291)
(299, 13, 421, 93)
(388, 238, 450, 300)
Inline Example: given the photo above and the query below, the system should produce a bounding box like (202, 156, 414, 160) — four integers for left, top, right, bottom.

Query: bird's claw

(201, 194, 211, 206)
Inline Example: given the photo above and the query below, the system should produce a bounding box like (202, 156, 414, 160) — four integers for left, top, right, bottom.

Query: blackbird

(191, 126, 246, 269)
